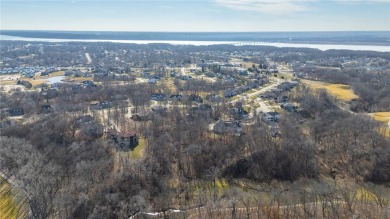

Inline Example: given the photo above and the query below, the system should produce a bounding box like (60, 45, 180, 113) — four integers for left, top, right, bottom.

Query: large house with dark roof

(109, 130, 139, 151)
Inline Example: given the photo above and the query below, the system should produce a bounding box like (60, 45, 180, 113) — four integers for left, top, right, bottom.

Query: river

(1, 35, 389, 52)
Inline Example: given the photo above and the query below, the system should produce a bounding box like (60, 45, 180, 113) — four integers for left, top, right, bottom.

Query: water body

(46, 76, 65, 84)
(2, 30, 389, 43)
(1, 31, 389, 52)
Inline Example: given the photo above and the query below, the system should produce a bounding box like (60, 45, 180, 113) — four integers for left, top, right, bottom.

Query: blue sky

(1, 0, 389, 31)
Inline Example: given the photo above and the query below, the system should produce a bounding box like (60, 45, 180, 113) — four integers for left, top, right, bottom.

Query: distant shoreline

(1, 34, 389, 52)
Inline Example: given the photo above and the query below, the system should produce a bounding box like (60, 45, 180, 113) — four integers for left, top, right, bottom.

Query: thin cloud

(215, 0, 314, 14)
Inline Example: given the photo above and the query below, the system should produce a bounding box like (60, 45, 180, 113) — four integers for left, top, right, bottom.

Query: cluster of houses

(224, 76, 269, 98)
(65, 69, 92, 78)
(0, 66, 57, 78)
(261, 112, 280, 137)
(151, 93, 203, 103)
(259, 80, 300, 113)
(1, 108, 24, 117)
(210, 102, 248, 136)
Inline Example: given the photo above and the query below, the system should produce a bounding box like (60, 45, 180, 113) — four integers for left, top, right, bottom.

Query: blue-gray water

(1, 30, 389, 52)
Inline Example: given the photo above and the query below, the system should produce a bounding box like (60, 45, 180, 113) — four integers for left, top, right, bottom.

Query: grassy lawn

(243, 106, 251, 113)
(245, 89, 257, 94)
(19, 71, 66, 88)
(303, 80, 359, 101)
(0, 80, 18, 85)
(118, 138, 148, 161)
(241, 61, 257, 69)
(0, 177, 26, 219)
(130, 138, 148, 160)
(193, 179, 230, 196)
(355, 187, 378, 202)
(161, 80, 177, 93)
(373, 112, 390, 124)
(229, 96, 241, 101)
(277, 72, 294, 80)
(29, 79, 49, 87)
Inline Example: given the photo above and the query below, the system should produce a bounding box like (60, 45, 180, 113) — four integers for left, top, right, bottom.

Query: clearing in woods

(373, 112, 390, 124)
(0, 177, 28, 219)
(302, 80, 359, 101)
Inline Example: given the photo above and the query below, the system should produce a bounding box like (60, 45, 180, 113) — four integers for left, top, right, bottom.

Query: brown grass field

(0, 177, 28, 219)
(303, 80, 359, 101)
(373, 112, 390, 124)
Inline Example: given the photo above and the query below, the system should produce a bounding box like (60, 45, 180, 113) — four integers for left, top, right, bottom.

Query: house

(277, 95, 289, 103)
(259, 91, 276, 99)
(262, 112, 280, 123)
(177, 75, 192, 80)
(271, 88, 283, 94)
(212, 120, 243, 136)
(131, 114, 151, 121)
(278, 81, 299, 91)
(151, 107, 167, 114)
(205, 72, 216, 77)
(280, 102, 298, 112)
(148, 78, 158, 84)
(206, 94, 223, 103)
(90, 101, 112, 110)
(109, 130, 139, 151)
(6, 108, 24, 117)
(224, 89, 237, 98)
(64, 71, 73, 76)
(236, 85, 251, 93)
(239, 70, 248, 76)
(187, 94, 203, 103)
(74, 115, 94, 127)
(169, 94, 182, 101)
(41, 105, 52, 113)
(40, 72, 49, 76)
(229, 107, 249, 120)
(151, 93, 166, 101)
(81, 80, 95, 87)
(74, 71, 83, 77)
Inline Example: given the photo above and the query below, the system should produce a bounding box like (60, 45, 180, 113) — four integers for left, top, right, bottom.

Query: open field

(36, 71, 65, 79)
(161, 79, 177, 93)
(0, 72, 67, 89)
(130, 138, 148, 159)
(0, 177, 27, 219)
(373, 112, 390, 124)
(302, 80, 359, 101)
(0, 74, 20, 86)
(241, 61, 257, 69)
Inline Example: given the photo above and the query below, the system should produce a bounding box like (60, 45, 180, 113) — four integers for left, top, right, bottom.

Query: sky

(1, 0, 389, 31)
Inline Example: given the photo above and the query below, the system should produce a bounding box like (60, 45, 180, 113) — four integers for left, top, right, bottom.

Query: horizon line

(1, 29, 390, 33)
